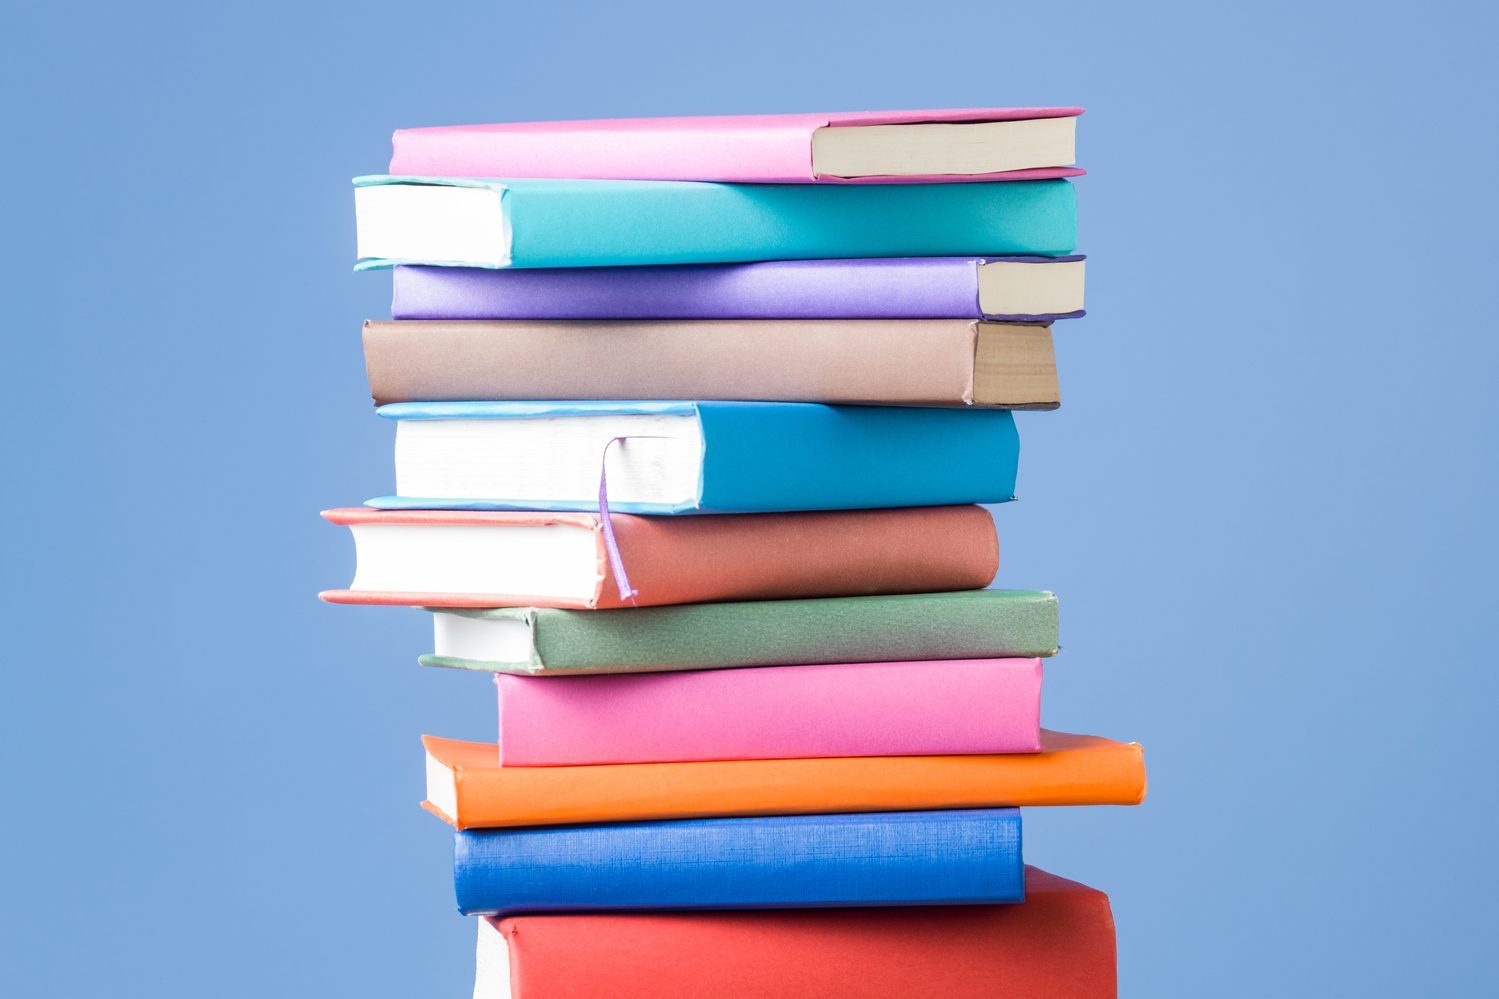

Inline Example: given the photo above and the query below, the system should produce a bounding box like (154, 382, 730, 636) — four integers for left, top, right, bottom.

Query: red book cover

(477, 866, 1115, 998)
(320, 505, 998, 609)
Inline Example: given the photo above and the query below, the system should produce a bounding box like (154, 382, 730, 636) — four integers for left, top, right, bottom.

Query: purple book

(391, 256, 1085, 322)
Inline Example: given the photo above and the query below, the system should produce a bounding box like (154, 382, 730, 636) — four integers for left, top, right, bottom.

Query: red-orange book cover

(321, 505, 998, 609)
(476, 866, 1115, 998)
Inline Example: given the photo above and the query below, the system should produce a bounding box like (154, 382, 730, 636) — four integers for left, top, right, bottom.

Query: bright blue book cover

(353, 175, 1077, 269)
(452, 809, 1024, 916)
(367, 400, 1020, 513)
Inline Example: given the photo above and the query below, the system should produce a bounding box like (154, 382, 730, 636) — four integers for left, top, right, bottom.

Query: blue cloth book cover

(368, 400, 1021, 514)
(453, 808, 1024, 916)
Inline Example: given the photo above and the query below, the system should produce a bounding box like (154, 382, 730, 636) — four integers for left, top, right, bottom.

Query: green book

(420, 590, 1059, 676)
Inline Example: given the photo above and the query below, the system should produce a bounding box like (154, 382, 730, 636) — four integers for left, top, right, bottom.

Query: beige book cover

(362, 319, 1059, 409)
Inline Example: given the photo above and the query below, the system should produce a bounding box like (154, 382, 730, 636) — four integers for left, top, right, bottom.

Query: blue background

(4, 1, 1495, 995)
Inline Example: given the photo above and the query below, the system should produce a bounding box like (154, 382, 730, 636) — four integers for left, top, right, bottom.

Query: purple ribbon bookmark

(598, 435, 670, 605)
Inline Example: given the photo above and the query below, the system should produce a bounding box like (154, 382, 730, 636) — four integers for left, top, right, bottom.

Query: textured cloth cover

(319, 505, 999, 609)
(389, 107, 1084, 183)
(353, 176, 1078, 269)
(360, 318, 1061, 409)
(423, 729, 1146, 829)
(482, 866, 1115, 999)
(370, 400, 1021, 514)
(422, 590, 1059, 675)
(453, 808, 1023, 916)
(495, 658, 1043, 765)
(389, 257, 1087, 320)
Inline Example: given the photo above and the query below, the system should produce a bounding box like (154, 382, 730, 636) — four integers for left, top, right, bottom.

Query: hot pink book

(494, 658, 1043, 766)
(389, 108, 1085, 184)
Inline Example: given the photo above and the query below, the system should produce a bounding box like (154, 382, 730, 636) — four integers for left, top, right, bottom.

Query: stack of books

(327, 107, 1146, 998)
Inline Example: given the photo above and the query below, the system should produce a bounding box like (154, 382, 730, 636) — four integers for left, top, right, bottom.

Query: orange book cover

(321, 504, 998, 609)
(423, 730, 1146, 829)
(478, 866, 1115, 999)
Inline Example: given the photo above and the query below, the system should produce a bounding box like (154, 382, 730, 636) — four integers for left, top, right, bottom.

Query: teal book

(367, 400, 1020, 515)
(421, 590, 1061, 675)
(353, 175, 1077, 269)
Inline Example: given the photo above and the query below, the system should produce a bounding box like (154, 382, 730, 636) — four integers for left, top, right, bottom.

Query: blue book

(368, 400, 1020, 514)
(353, 175, 1077, 269)
(452, 809, 1024, 916)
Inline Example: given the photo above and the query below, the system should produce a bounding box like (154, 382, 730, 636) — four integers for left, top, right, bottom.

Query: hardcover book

(390, 256, 1087, 322)
(320, 505, 999, 610)
(361, 319, 1060, 409)
(452, 809, 1024, 916)
(422, 729, 1146, 829)
(369, 401, 1021, 514)
(388, 108, 1084, 183)
(493, 658, 1043, 765)
(353, 176, 1077, 269)
(473, 867, 1116, 999)
(423, 590, 1059, 675)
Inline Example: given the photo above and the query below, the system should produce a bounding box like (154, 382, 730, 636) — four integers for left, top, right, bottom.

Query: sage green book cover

(420, 590, 1059, 676)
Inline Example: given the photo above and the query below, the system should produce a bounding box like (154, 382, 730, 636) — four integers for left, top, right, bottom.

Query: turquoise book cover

(368, 400, 1021, 513)
(353, 175, 1077, 268)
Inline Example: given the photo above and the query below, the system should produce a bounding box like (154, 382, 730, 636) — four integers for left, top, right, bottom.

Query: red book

(320, 505, 997, 609)
(474, 867, 1115, 998)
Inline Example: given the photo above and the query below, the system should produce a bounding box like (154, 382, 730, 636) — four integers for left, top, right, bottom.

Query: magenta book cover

(389, 107, 1086, 183)
(494, 658, 1044, 766)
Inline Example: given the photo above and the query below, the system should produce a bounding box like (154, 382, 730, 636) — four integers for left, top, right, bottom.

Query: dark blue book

(452, 808, 1023, 917)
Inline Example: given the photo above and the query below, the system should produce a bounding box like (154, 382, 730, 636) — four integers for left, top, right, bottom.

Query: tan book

(362, 319, 1059, 409)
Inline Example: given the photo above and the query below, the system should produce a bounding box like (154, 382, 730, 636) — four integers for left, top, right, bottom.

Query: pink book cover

(389, 107, 1086, 184)
(495, 658, 1043, 766)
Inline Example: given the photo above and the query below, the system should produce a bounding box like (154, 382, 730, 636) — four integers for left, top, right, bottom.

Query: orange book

(423, 730, 1146, 829)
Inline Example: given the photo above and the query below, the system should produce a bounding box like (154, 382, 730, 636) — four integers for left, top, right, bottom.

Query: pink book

(495, 658, 1043, 766)
(389, 108, 1085, 184)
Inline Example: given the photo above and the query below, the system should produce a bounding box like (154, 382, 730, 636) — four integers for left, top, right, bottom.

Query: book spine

(362, 319, 999, 407)
(495, 659, 1043, 765)
(506, 180, 1077, 268)
(486, 867, 1115, 999)
(453, 809, 1023, 916)
(390, 259, 986, 320)
(521, 591, 1060, 675)
(695, 403, 1019, 512)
